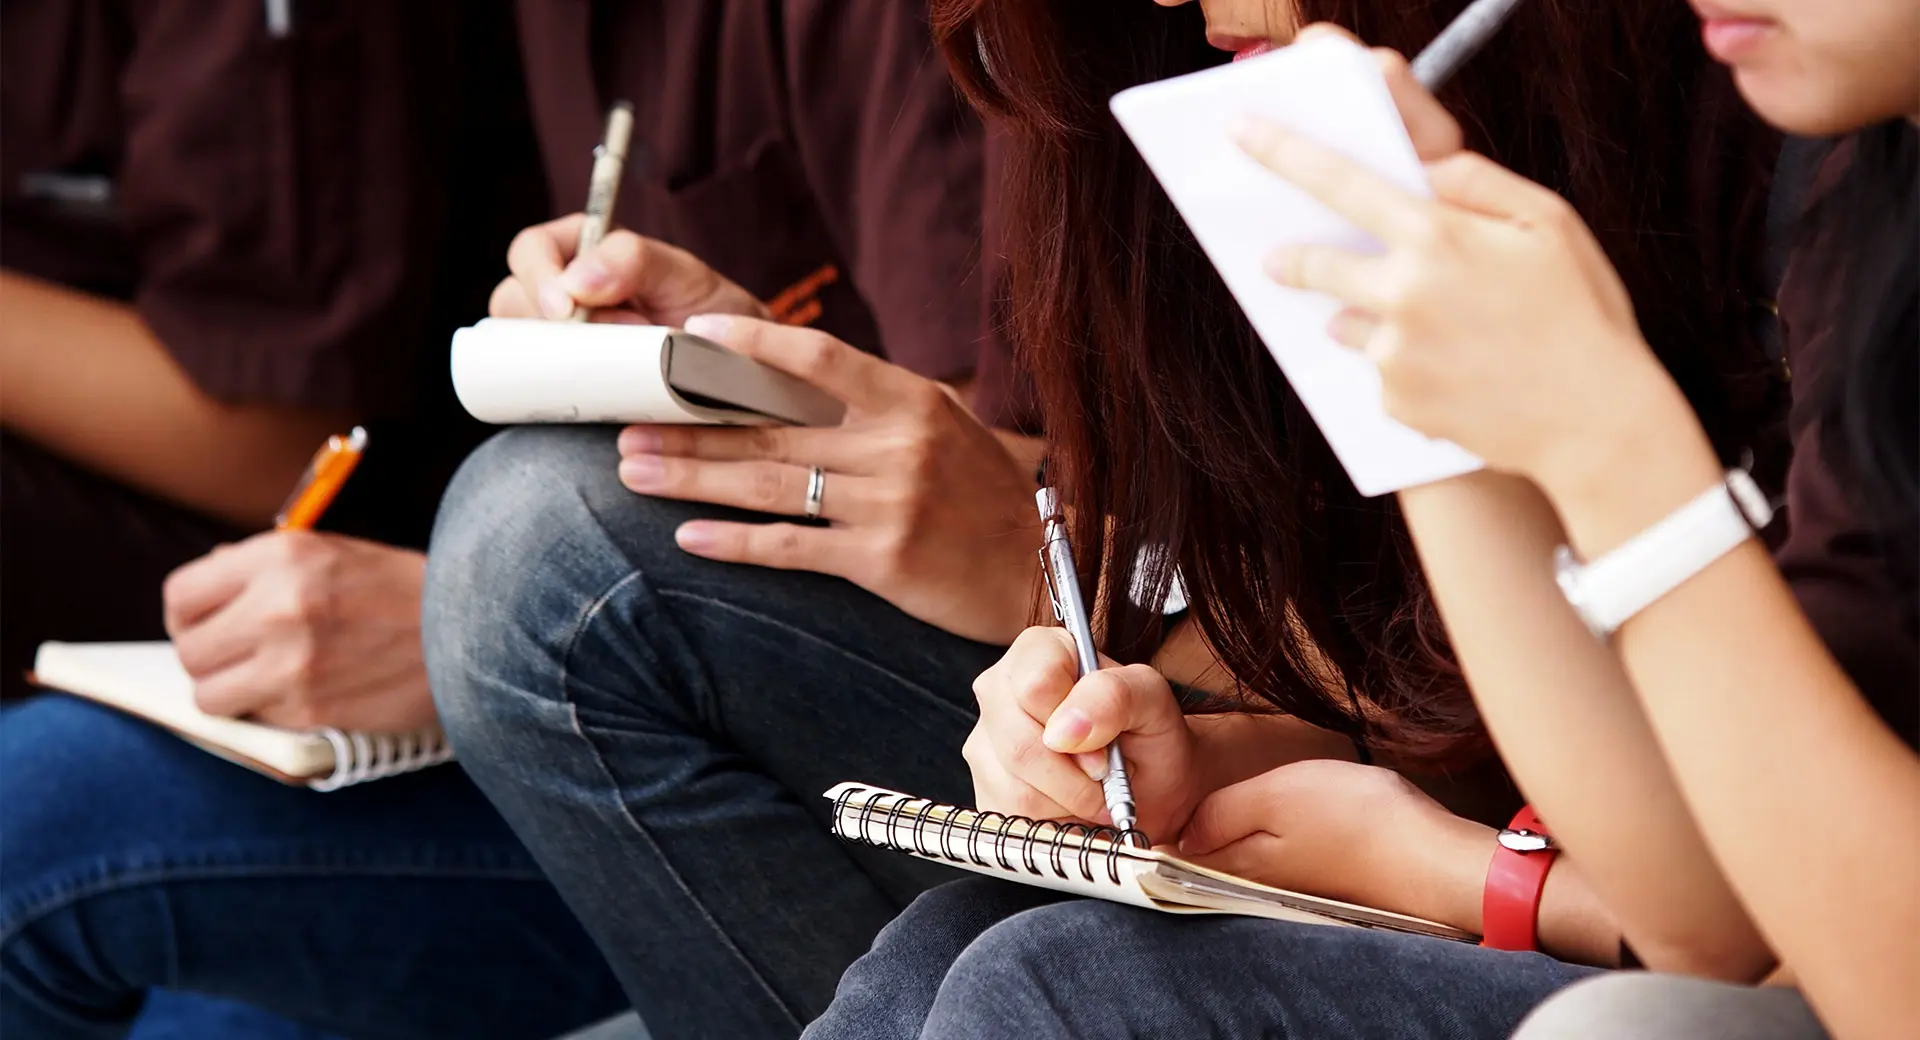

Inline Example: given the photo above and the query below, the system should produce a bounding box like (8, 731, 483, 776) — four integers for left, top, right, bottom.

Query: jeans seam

(558, 569, 805, 1031)
(2, 863, 551, 946)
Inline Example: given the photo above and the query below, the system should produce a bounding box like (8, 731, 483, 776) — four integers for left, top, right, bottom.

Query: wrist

(1536, 368, 1723, 560)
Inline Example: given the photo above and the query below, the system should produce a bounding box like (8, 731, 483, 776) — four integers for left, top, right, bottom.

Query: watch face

(1499, 829, 1554, 854)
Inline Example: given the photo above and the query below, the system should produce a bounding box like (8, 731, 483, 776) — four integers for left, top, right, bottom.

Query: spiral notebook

(30, 641, 452, 791)
(826, 783, 1474, 942)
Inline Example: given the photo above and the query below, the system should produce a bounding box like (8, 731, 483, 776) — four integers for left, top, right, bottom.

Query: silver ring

(804, 466, 826, 520)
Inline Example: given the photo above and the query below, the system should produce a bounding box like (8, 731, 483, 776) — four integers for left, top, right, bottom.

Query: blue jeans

(0, 694, 626, 1039)
(806, 878, 1603, 1039)
(422, 427, 1003, 1040)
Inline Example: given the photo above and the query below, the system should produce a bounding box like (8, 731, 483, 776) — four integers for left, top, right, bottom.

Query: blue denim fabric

(423, 427, 1003, 1040)
(807, 878, 1603, 1040)
(0, 694, 626, 1039)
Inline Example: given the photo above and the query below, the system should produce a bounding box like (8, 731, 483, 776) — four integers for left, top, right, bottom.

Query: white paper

(1110, 36, 1482, 496)
(450, 319, 766, 426)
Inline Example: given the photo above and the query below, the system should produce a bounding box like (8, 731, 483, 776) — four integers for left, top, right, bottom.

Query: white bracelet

(1554, 469, 1776, 638)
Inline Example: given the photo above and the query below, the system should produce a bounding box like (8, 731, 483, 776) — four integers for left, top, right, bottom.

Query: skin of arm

(0, 271, 351, 528)
(1399, 469, 1774, 980)
(1545, 407, 1920, 1039)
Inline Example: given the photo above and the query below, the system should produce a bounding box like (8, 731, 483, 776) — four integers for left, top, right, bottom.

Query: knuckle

(748, 465, 787, 510)
(1002, 732, 1049, 774)
(792, 331, 842, 382)
(506, 226, 544, 265)
(747, 427, 786, 461)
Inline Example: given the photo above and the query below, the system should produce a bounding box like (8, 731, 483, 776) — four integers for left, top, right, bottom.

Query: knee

(1512, 973, 1819, 1040)
(422, 427, 644, 735)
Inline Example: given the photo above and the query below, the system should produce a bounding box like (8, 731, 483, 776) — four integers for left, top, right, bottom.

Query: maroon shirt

(1773, 144, 1920, 748)
(513, 0, 1016, 424)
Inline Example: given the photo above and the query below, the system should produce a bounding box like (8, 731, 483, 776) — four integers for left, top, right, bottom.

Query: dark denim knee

(422, 426, 669, 758)
(923, 900, 1146, 1038)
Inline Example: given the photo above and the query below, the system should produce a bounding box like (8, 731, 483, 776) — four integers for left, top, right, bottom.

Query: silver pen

(1409, 0, 1527, 90)
(1035, 487, 1145, 847)
(567, 100, 636, 322)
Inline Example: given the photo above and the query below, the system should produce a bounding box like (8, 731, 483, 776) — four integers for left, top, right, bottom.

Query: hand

(491, 213, 769, 325)
(616, 314, 1042, 645)
(1178, 759, 1493, 932)
(1292, 24, 1465, 163)
(1230, 74, 1700, 495)
(162, 532, 434, 732)
(963, 628, 1203, 840)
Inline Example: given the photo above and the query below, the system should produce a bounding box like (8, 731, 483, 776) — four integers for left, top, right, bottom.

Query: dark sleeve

(117, 0, 445, 413)
(779, 0, 991, 389)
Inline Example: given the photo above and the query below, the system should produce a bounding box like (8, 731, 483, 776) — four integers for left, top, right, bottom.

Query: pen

(275, 427, 368, 531)
(567, 100, 636, 323)
(1409, 0, 1527, 90)
(1035, 487, 1146, 847)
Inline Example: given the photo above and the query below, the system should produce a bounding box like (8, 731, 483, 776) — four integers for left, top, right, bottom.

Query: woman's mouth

(1206, 35, 1278, 62)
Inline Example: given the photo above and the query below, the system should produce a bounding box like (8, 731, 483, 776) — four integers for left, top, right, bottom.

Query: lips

(1205, 33, 1277, 62)
(1233, 41, 1276, 62)
(1700, 16, 1775, 61)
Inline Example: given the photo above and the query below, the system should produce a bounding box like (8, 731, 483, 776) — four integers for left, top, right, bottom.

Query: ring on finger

(804, 466, 827, 520)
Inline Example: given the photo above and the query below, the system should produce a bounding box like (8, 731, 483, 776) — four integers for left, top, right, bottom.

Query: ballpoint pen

(568, 100, 636, 323)
(275, 427, 368, 531)
(1035, 487, 1146, 847)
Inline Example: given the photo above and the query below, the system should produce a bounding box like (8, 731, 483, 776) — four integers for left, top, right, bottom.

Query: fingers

(504, 214, 584, 320)
(171, 594, 263, 679)
(556, 230, 763, 321)
(1425, 151, 1569, 224)
(1176, 774, 1277, 856)
(1291, 24, 1463, 162)
(1229, 115, 1435, 246)
(619, 455, 873, 521)
(1041, 664, 1183, 755)
(162, 536, 271, 634)
(671, 519, 863, 575)
(616, 424, 881, 477)
(1262, 243, 1394, 311)
(1326, 307, 1385, 353)
(683, 315, 925, 413)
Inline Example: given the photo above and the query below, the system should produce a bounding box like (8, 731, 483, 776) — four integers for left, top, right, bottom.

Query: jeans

(806, 878, 1602, 1040)
(1513, 973, 1826, 1040)
(0, 694, 626, 1039)
(423, 427, 1004, 1040)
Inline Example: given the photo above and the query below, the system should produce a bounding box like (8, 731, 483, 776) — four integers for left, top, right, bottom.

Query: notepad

(1110, 36, 1482, 496)
(31, 641, 452, 791)
(826, 783, 1474, 941)
(450, 319, 845, 427)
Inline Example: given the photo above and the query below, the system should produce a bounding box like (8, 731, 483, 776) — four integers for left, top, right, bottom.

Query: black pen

(1409, 0, 1527, 90)
(1036, 487, 1145, 847)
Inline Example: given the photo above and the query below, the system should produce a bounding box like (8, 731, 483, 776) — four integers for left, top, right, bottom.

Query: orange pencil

(274, 427, 368, 531)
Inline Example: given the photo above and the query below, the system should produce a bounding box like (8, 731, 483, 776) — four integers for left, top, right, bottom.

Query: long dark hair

(934, 1, 1779, 765)
(1806, 122, 1920, 617)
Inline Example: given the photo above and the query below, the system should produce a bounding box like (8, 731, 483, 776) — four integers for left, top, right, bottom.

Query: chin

(1732, 71, 1854, 137)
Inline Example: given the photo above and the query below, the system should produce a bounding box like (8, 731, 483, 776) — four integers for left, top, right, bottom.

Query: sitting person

(0, 3, 632, 1038)
(423, 0, 1790, 1036)
(807, 1, 1917, 1038)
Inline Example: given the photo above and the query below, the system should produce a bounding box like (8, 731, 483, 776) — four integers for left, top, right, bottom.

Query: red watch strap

(1482, 806, 1556, 952)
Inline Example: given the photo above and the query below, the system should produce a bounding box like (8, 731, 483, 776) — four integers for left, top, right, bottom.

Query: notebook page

(1110, 36, 1482, 496)
(32, 641, 337, 778)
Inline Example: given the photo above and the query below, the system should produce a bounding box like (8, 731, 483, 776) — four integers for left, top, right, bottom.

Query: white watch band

(1555, 470, 1775, 638)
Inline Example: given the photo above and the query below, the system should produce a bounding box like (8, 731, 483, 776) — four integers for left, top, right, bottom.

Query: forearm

(1399, 471, 1772, 979)
(1550, 426, 1920, 1035)
(0, 271, 350, 527)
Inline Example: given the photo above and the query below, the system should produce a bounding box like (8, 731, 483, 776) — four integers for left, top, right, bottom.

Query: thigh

(921, 900, 1600, 1040)
(0, 433, 239, 699)
(1512, 973, 1828, 1040)
(0, 695, 625, 1040)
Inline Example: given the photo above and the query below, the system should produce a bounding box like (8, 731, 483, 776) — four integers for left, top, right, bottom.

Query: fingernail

(538, 282, 577, 320)
(1074, 751, 1109, 782)
(683, 314, 732, 341)
(618, 427, 661, 455)
(619, 455, 665, 490)
(1043, 708, 1093, 752)
(674, 522, 716, 553)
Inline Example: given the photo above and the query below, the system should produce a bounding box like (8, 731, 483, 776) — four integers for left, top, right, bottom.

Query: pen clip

(1039, 547, 1066, 623)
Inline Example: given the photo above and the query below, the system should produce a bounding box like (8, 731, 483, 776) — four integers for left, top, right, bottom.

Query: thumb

(555, 230, 768, 324)
(1176, 776, 1275, 857)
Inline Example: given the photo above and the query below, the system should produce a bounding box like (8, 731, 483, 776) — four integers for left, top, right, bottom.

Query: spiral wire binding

(310, 728, 455, 792)
(831, 786, 1146, 885)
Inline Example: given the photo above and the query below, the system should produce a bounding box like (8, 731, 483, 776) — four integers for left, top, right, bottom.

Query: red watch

(1482, 806, 1558, 952)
